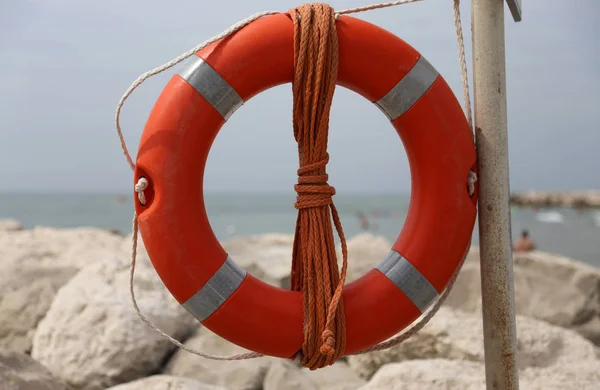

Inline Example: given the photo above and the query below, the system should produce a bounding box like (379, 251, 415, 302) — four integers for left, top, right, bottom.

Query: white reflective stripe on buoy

(376, 250, 439, 313)
(178, 56, 244, 121)
(181, 256, 246, 321)
(374, 55, 439, 121)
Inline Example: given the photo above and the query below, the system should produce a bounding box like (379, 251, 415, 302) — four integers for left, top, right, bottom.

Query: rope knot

(294, 154, 336, 209)
(135, 177, 149, 205)
(319, 329, 336, 356)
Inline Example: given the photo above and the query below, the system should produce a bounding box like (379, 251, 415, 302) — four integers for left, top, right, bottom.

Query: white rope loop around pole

(124, 0, 475, 362)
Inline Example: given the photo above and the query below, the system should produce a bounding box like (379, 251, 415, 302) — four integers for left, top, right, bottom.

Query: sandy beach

(1, 219, 599, 390)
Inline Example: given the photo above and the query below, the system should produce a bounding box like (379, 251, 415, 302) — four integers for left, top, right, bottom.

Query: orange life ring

(134, 13, 477, 358)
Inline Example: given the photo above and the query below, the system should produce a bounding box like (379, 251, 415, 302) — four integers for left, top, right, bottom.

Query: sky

(0, 0, 598, 194)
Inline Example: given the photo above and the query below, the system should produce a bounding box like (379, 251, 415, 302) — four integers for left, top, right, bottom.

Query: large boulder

(569, 279, 600, 345)
(263, 360, 319, 390)
(104, 375, 227, 390)
(164, 325, 366, 390)
(164, 326, 272, 390)
(220, 232, 394, 288)
(341, 234, 392, 283)
(358, 358, 600, 390)
(0, 347, 68, 390)
(0, 226, 126, 272)
(347, 306, 598, 379)
(0, 279, 60, 354)
(519, 362, 600, 390)
(31, 253, 198, 390)
(0, 219, 25, 232)
(264, 359, 366, 390)
(222, 233, 295, 288)
(445, 248, 600, 346)
(358, 359, 486, 390)
(0, 225, 127, 353)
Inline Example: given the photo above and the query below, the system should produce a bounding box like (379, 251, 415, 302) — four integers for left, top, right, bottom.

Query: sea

(1, 193, 599, 267)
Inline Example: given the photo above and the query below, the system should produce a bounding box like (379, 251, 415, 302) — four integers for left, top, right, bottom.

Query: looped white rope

(134, 177, 148, 205)
(468, 170, 478, 197)
(452, 0, 473, 132)
(122, 0, 475, 362)
(128, 210, 263, 361)
(335, 0, 423, 16)
(115, 10, 281, 171)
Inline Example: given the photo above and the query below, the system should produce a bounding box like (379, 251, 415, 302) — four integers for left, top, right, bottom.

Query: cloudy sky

(0, 0, 598, 194)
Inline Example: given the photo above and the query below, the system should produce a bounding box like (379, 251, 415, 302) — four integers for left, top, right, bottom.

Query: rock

(220, 232, 394, 288)
(0, 347, 68, 390)
(31, 254, 198, 390)
(439, 248, 482, 312)
(347, 306, 598, 379)
(222, 233, 295, 256)
(301, 361, 366, 390)
(510, 190, 600, 208)
(341, 234, 392, 283)
(263, 359, 366, 390)
(359, 359, 600, 390)
(445, 248, 600, 346)
(0, 226, 126, 272)
(164, 326, 272, 390)
(572, 280, 600, 345)
(264, 360, 318, 390)
(164, 325, 365, 390)
(0, 279, 59, 354)
(222, 233, 295, 288)
(520, 362, 600, 390)
(0, 226, 127, 354)
(0, 219, 25, 232)
(359, 359, 486, 390)
(104, 375, 227, 390)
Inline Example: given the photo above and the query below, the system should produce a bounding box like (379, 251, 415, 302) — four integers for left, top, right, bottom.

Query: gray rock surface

(31, 254, 197, 390)
(347, 306, 598, 378)
(104, 375, 227, 390)
(445, 248, 600, 346)
(0, 347, 68, 390)
(0, 219, 25, 232)
(358, 358, 600, 390)
(164, 326, 271, 390)
(0, 226, 126, 353)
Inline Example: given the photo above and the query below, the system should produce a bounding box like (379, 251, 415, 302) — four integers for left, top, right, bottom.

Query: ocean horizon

(1, 192, 599, 267)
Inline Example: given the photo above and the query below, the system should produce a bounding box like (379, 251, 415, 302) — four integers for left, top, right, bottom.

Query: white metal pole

(471, 0, 521, 389)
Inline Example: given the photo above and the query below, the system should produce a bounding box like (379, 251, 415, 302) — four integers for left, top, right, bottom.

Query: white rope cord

(452, 0, 473, 132)
(128, 210, 263, 360)
(115, 10, 281, 172)
(122, 0, 476, 362)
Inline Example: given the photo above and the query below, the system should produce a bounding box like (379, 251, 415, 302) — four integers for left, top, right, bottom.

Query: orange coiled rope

(288, 3, 349, 370)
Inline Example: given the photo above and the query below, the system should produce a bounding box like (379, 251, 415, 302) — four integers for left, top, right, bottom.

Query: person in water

(356, 212, 370, 231)
(514, 229, 536, 252)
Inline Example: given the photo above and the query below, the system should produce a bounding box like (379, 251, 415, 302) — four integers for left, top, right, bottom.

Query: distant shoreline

(3, 189, 600, 210)
(510, 190, 600, 209)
